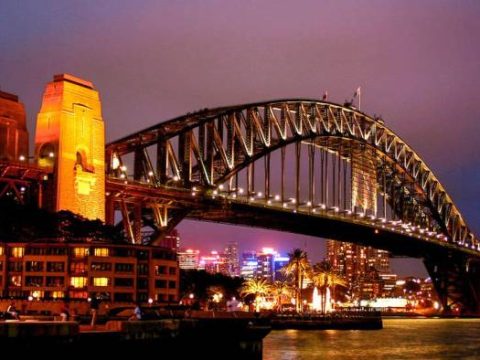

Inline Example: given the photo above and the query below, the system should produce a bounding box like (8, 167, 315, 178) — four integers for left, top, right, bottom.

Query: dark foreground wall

(0, 319, 269, 359)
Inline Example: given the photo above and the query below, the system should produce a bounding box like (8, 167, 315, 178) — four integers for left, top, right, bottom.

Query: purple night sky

(1, 1, 479, 276)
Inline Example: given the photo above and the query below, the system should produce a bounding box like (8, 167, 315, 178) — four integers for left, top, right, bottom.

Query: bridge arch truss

(106, 99, 477, 253)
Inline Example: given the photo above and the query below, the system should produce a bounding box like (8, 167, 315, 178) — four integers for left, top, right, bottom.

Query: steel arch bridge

(105, 99, 480, 314)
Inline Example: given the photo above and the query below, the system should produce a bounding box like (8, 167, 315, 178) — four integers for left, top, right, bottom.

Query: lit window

(73, 248, 89, 257)
(92, 277, 109, 286)
(69, 291, 88, 299)
(0, 247, 3, 256)
(9, 275, 22, 287)
(51, 291, 65, 299)
(31, 290, 44, 299)
(11, 247, 24, 258)
(70, 277, 87, 288)
(94, 248, 109, 257)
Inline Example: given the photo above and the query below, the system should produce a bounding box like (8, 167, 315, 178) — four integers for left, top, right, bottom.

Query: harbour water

(263, 318, 480, 359)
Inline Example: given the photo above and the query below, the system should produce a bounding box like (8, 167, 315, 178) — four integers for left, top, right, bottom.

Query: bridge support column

(424, 253, 480, 315)
(35, 74, 105, 221)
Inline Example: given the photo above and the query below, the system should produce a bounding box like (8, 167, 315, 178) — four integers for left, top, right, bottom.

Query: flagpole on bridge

(356, 86, 361, 111)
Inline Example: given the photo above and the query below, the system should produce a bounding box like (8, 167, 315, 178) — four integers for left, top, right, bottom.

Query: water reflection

(263, 319, 480, 359)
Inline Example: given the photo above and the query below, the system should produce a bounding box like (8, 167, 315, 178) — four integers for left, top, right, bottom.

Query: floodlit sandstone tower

(0, 90, 29, 161)
(34, 74, 105, 221)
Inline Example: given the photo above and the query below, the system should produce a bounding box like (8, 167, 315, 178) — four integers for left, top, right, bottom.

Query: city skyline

(1, 1, 479, 279)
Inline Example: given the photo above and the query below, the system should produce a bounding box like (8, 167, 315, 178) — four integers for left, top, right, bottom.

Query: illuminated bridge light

(249, 196, 255, 201)
(120, 173, 125, 179)
(111, 154, 120, 170)
(232, 194, 237, 199)
(19, 155, 26, 161)
(257, 192, 263, 197)
(282, 203, 288, 208)
(306, 201, 312, 207)
(320, 204, 326, 210)
(218, 184, 224, 190)
(274, 194, 280, 201)
(120, 165, 127, 172)
(238, 188, 244, 194)
(148, 171, 154, 177)
(212, 190, 218, 195)
(290, 198, 296, 204)
(173, 175, 179, 181)
(267, 200, 272, 205)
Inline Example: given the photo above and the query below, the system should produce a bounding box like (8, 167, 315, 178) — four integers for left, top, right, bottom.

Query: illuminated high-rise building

(224, 241, 239, 276)
(178, 249, 200, 270)
(240, 251, 257, 279)
(326, 240, 394, 300)
(199, 251, 229, 275)
(257, 248, 276, 282)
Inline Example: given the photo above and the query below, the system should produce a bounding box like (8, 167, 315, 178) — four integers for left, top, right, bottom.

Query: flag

(353, 86, 361, 98)
(322, 91, 328, 101)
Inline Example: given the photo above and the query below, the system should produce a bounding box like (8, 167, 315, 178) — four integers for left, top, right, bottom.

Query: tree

(0, 198, 124, 242)
(240, 278, 271, 312)
(310, 261, 347, 313)
(281, 248, 311, 312)
(180, 269, 244, 307)
(270, 281, 293, 312)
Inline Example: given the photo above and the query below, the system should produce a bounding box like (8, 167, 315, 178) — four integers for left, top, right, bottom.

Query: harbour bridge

(105, 99, 480, 314)
(0, 75, 479, 313)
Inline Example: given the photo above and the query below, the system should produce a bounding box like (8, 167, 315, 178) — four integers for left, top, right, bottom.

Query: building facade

(178, 249, 200, 270)
(0, 240, 179, 304)
(224, 241, 239, 276)
(326, 239, 396, 300)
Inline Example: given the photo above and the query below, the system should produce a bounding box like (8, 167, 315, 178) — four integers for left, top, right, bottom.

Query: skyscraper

(178, 249, 200, 270)
(240, 251, 257, 279)
(326, 240, 395, 300)
(224, 241, 239, 276)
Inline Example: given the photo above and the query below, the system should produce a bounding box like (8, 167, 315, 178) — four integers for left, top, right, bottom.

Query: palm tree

(281, 248, 311, 312)
(310, 261, 347, 313)
(240, 278, 271, 312)
(270, 281, 294, 312)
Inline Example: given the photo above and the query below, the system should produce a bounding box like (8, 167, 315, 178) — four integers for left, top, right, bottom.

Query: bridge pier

(424, 253, 480, 315)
